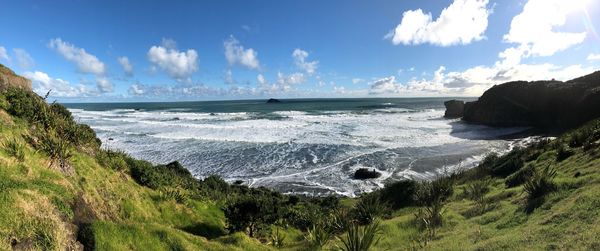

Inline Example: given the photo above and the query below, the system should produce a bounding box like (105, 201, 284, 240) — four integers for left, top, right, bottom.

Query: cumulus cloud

(369, 63, 594, 97)
(117, 56, 133, 76)
(500, 0, 587, 66)
(352, 78, 364, 84)
(23, 71, 95, 97)
(224, 69, 235, 84)
(95, 77, 113, 93)
(147, 39, 199, 80)
(292, 49, 318, 75)
(128, 83, 145, 95)
(587, 53, 600, 61)
(387, 0, 491, 46)
(0, 46, 9, 63)
(224, 36, 260, 70)
(13, 49, 35, 69)
(48, 38, 106, 75)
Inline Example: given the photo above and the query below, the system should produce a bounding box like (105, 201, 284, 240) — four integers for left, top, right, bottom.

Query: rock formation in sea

(266, 98, 281, 103)
(444, 100, 465, 118)
(461, 71, 600, 129)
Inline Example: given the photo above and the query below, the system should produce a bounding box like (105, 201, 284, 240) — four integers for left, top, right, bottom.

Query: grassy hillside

(1, 68, 600, 250)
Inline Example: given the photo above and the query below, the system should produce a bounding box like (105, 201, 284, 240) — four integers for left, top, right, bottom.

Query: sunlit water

(66, 98, 526, 197)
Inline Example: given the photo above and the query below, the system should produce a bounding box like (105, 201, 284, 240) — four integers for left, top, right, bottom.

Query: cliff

(463, 71, 600, 129)
(0, 63, 32, 92)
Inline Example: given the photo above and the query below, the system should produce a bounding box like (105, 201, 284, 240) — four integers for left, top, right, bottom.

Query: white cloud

(48, 38, 106, 75)
(257, 74, 266, 85)
(0, 46, 9, 63)
(147, 39, 199, 80)
(95, 77, 113, 93)
(128, 83, 145, 95)
(23, 71, 95, 97)
(387, 0, 491, 46)
(501, 0, 587, 66)
(369, 63, 594, 97)
(13, 49, 35, 69)
(224, 69, 235, 84)
(117, 56, 133, 76)
(224, 36, 260, 70)
(292, 49, 318, 75)
(587, 53, 600, 61)
(352, 78, 364, 84)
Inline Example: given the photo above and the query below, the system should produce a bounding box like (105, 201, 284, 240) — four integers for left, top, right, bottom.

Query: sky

(0, 0, 599, 102)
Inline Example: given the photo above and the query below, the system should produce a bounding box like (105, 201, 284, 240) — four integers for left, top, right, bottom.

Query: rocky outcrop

(463, 71, 600, 129)
(266, 98, 281, 103)
(353, 168, 381, 180)
(0, 64, 32, 92)
(444, 100, 465, 118)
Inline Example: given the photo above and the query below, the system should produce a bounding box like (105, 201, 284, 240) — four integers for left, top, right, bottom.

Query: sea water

(66, 98, 526, 197)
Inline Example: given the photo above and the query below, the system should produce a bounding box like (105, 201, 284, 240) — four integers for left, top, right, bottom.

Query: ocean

(65, 98, 527, 197)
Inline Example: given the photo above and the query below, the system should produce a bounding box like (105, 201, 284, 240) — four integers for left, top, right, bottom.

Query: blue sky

(0, 0, 599, 102)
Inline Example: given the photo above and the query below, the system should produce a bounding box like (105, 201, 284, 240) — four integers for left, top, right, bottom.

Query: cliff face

(463, 71, 600, 129)
(0, 63, 32, 92)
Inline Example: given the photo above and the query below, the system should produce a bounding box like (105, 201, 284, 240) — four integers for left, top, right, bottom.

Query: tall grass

(336, 220, 382, 251)
(2, 137, 25, 162)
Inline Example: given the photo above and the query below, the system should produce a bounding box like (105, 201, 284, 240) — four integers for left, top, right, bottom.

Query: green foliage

(268, 226, 286, 248)
(523, 166, 556, 211)
(413, 177, 454, 230)
(305, 222, 332, 250)
(353, 194, 390, 225)
(490, 149, 525, 177)
(37, 129, 73, 169)
(2, 137, 25, 162)
(556, 144, 574, 162)
(376, 180, 418, 209)
(159, 187, 189, 204)
(95, 148, 129, 171)
(223, 195, 280, 237)
(336, 220, 382, 251)
(505, 164, 535, 188)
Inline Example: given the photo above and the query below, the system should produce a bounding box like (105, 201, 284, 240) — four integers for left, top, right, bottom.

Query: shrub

(305, 223, 331, 250)
(463, 178, 492, 214)
(3, 137, 25, 162)
(523, 166, 557, 200)
(353, 194, 390, 225)
(413, 177, 454, 229)
(523, 166, 557, 213)
(505, 164, 535, 188)
(490, 149, 524, 177)
(95, 149, 128, 171)
(223, 195, 281, 237)
(38, 130, 72, 169)
(555, 144, 573, 162)
(336, 220, 382, 251)
(159, 187, 189, 204)
(377, 180, 418, 209)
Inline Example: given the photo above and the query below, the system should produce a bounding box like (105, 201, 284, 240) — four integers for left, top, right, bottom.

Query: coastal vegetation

(1, 64, 600, 250)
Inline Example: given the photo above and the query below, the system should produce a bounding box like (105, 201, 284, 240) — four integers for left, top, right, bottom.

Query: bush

(490, 149, 524, 177)
(159, 187, 189, 204)
(555, 144, 573, 162)
(38, 130, 72, 169)
(336, 220, 382, 251)
(505, 164, 535, 188)
(353, 194, 390, 225)
(305, 223, 331, 250)
(377, 180, 418, 209)
(413, 177, 454, 229)
(2, 137, 25, 162)
(95, 149, 129, 171)
(223, 195, 280, 237)
(523, 166, 557, 213)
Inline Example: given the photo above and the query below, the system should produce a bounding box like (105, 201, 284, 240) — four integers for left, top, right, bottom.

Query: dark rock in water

(234, 180, 244, 185)
(209, 113, 216, 116)
(444, 100, 465, 118)
(353, 168, 382, 180)
(266, 98, 281, 103)
(463, 71, 600, 130)
(173, 117, 180, 120)
(108, 138, 114, 141)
